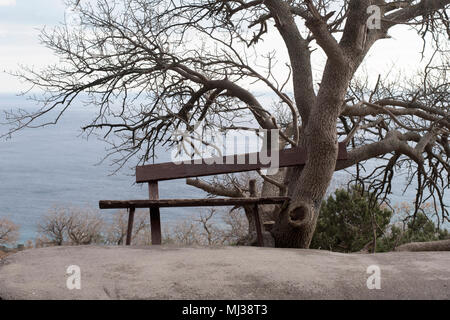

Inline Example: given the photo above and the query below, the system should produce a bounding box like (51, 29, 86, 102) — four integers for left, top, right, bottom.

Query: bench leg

(149, 181, 162, 245)
(150, 207, 162, 245)
(253, 204, 264, 247)
(249, 179, 264, 247)
(126, 207, 135, 246)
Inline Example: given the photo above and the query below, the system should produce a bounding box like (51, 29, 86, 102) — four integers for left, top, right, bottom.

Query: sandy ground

(0, 245, 449, 300)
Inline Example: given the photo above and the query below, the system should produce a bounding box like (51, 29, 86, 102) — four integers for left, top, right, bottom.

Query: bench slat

(99, 197, 290, 209)
(136, 142, 348, 183)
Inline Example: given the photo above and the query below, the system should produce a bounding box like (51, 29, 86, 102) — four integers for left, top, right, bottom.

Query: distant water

(0, 94, 207, 243)
(0, 94, 447, 243)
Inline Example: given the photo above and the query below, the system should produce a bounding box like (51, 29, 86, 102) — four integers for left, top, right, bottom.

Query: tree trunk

(270, 119, 340, 248)
(270, 141, 338, 248)
(270, 60, 353, 248)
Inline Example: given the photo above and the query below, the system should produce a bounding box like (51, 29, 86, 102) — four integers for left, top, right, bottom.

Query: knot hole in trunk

(288, 202, 313, 228)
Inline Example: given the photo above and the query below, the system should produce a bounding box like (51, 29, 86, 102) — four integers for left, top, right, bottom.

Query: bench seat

(99, 197, 290, 209)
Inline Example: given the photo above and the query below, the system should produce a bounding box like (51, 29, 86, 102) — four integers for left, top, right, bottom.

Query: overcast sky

(0, 0, 439, 94)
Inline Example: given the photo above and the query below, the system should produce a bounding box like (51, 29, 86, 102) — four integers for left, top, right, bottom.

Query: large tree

(3, 0, 449, 248)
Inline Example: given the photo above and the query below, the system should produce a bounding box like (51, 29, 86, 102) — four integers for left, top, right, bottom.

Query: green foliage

(311, 187, 392, 253)
(311, 188, 450, 253)
(376, 210, 450, 252)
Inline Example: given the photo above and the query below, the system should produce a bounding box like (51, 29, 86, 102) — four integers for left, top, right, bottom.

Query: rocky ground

(0, 245, 449, 300)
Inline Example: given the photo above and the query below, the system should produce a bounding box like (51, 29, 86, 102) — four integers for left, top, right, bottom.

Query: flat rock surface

(0, 246, 449, 300)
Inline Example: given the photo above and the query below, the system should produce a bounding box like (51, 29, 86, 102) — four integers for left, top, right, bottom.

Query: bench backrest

(136, 142, 348, 183)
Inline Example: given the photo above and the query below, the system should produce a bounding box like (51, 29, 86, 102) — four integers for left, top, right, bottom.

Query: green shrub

(310, 186, 392, 253)
(376, 205, 450, 252)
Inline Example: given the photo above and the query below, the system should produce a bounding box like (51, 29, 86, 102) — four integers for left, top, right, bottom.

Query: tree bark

(270, 54, 354, 248)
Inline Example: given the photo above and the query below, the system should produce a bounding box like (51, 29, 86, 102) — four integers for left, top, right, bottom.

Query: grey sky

(0, 0, 439, 94)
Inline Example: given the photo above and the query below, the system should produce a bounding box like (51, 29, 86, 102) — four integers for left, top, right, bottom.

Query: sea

(0, 94, 447, 244)
(0, 94, 207, 244)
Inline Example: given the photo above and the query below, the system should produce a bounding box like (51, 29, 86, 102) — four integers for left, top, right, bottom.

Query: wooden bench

(99, 143, 348, 247)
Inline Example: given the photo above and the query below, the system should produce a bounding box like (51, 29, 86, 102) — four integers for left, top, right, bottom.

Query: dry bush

(37, 206, 150, 246)
(163, 208, 248, 246)
(104, 209, 149, 245)
(164, 221, 205, 245)
(24, 240, 34, 249)
(67, 208, 104, 245)
(34, 205, 248, 247)
(38, 207, 72, 245)
(221, 209, 249, 244)
(132, 227, 153, 246)
(0, 217, 19, 246)
(34, 235, 52, 248)
(38, 206, 103, 246)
